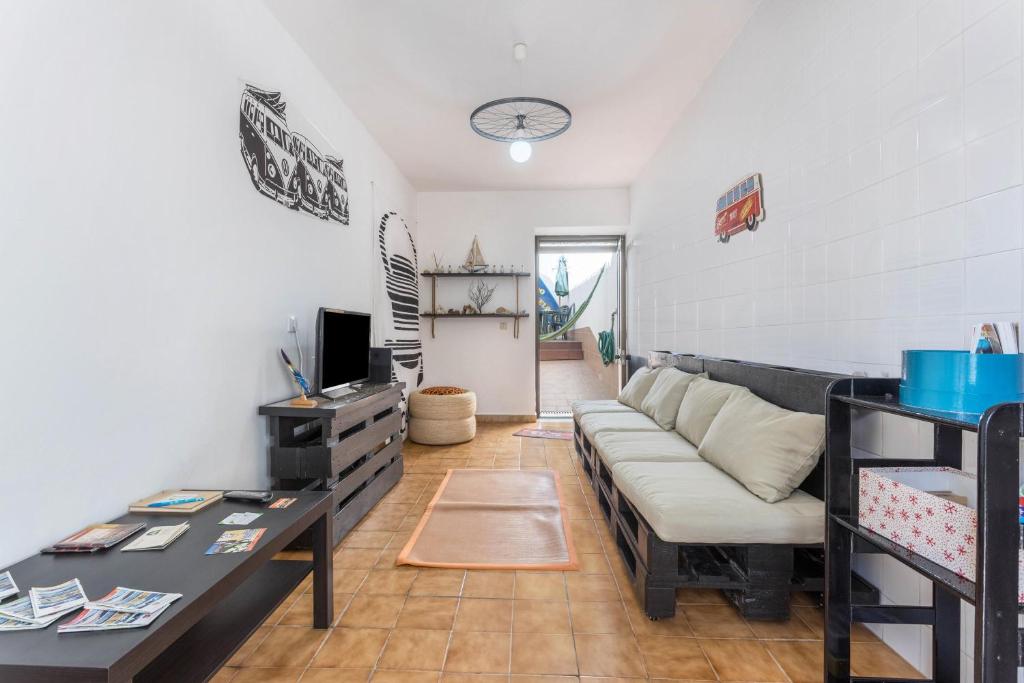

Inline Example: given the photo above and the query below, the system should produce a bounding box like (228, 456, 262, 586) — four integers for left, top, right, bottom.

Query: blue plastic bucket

(900, 350, 1024, 420)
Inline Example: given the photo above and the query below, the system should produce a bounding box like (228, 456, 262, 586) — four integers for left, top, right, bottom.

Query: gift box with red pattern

(858, 466, 1022, 597)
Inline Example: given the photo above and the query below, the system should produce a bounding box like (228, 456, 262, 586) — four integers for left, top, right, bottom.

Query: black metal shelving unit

(825, 376, 1022, 682)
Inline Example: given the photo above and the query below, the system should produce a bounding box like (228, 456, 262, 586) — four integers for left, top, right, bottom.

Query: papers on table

(0, 595, 78, 628)
(205, 528, 266, 554)
(0, 596, 77, 631)
(219, 512, 262, 526)
(268, 497, 296, 509)
(0, 571, 18, 601)
(86, 587, 182, 615)
(121, 523, 189, 551)
(42, 523, 146, 553)
(29, 579, 87, 618)
(58, 604, 171, 633)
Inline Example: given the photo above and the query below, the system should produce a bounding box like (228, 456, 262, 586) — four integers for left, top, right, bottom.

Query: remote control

(224, 490, 273, 503)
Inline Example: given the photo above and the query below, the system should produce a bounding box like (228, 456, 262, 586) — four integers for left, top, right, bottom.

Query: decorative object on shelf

(447, 308, 458, 315)
(375, 210, 424, 431)
(430, 252, 444, 273)
(280, 349, 316, 408)
(461, 235, 488, 272)
(970, 321, 1019, 354)
(468, 279, 497, 313)
(715, 173, 764, 243)
(239, 83, 349, 225)
(461, 304, 476, 315)
(495, 306, 510, 314)
(899, 349, 1024, 422)
(470, 43, 571, 164)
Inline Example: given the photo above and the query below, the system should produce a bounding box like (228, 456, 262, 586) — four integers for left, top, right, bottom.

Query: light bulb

(509, 140, 532, 163)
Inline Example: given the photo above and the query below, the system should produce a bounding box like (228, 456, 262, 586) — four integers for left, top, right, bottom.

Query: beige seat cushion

(571, 399, 634, 421)
(639, 369, 706, 430)
(612, 461, 824, 544)
(578, 411, 662, 440)
(699, 391, 826, 503)
(617, 367, 662, 411)
(675, 377, 749, 446)
(593, 431, 702, 467)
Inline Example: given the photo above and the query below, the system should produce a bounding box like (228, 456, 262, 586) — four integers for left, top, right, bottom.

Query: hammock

(538, 265, 605, 342)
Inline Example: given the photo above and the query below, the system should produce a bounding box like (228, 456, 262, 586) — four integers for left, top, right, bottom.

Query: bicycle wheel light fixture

(470, 43, 571, 163)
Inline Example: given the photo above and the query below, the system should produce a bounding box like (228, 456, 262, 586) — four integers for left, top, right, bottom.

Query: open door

(534, 236, 626, 418)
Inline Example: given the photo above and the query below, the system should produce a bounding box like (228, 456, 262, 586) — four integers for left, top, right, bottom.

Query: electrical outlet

(287, 316, 297, 333)
(499, 322, 508, 330)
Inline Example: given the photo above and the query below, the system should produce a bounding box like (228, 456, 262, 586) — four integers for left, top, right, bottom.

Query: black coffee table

(0, 490, 333, 682)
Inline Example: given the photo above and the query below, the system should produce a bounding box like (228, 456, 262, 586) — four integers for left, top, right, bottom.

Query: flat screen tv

(315, 308, 371, 397)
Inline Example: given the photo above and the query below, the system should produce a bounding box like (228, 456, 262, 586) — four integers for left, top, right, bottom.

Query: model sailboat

(461, 235, 488, 273)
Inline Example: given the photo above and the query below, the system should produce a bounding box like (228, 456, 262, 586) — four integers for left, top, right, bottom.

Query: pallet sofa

(573, 353, 841, 620)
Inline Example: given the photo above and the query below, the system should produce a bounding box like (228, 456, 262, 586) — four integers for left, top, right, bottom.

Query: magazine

(29, 579, 88, 618)
(205, 528, 266, 555)
(121, 523, 189, 551)
(970, 321, 1020, 354)
(219, 512, 262, 526)
(268, 497, 296, 509)
(57, 604, 170, 633)
(0, 595, 78, 627)
(86, 587, 182, 615)
(0, 571, 18, 600)
(42, 523, 146, 553)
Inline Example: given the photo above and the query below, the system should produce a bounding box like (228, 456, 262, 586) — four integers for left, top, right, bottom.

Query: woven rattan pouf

(408, 387, 477, 445)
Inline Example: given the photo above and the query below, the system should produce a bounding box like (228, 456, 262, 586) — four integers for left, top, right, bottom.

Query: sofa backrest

(626, 352, 844, 499)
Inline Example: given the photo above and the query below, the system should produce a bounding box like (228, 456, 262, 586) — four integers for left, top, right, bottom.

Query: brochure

(970, 321, 1020, 354)
(29, 579, 88, 618)
(0, 571, 18, 600)
(57, 604, 170, 633)
(43, 523, 146, 553)
(86, 587, 182, 615)
(268, 497, 296, 509)
(0, 595, 77, 627)
(219, 512, 262, 526)
(205, 528, 266, 555)
(121, 523, 189, 551)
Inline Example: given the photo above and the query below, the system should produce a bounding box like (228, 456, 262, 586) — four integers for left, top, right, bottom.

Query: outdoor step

(539, 340, 583, 361)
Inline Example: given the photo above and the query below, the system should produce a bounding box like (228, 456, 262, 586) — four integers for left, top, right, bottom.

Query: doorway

(534, 235, 626, 418)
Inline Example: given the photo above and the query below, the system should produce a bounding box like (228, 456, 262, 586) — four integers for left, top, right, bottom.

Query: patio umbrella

(554, 256, 569, 300)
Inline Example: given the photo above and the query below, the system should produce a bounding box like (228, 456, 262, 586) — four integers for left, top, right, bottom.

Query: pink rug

(513, 428, 573, 441)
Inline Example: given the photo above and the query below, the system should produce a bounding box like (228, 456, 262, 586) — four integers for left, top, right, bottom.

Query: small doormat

(512, 428, 573, 441)
(397, 469, 578, 570)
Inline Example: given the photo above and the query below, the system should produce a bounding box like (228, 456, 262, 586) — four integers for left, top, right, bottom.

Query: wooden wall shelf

(420, 271, 531, 338)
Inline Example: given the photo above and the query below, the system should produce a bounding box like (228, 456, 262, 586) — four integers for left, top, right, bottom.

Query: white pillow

(674, 377, 748, 446)
(698, 390, 826, 503)
(617, 367, 662, 411)
(639, 369, 706, 430)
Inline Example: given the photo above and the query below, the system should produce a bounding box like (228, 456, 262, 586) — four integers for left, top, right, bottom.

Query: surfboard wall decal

(376, 211, 424, 428)
(239, 82, 350, 225)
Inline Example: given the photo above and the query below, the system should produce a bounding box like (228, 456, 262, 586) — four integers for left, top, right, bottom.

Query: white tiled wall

(627, 0, 1024, 678)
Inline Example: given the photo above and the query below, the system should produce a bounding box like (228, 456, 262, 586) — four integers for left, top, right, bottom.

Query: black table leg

(312, 510, 334, 629)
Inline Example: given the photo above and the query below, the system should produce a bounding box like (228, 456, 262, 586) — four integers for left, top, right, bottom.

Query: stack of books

(58, 587, 182, 633)
(41, 523, 146, 554)
(0, 579, 87, 631)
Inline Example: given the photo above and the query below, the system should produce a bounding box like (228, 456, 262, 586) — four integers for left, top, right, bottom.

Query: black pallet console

(260, 383, 405, 547)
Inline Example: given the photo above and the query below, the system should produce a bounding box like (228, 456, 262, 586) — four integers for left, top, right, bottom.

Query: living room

(1, 1, 1022, 682)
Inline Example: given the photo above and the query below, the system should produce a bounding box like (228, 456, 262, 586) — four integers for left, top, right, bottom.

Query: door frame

(534, 234, 628, 419)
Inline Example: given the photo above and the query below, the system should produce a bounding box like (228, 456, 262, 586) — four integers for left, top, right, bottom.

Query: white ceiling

(265, 0, 758, 191)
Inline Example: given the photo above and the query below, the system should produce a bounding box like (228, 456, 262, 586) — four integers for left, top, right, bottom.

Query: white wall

(417, 191, 629, 415)
(0, 1, 415, 567)
(628, 0, 1024, 678)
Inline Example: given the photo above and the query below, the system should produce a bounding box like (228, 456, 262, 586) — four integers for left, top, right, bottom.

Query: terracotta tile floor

(539, 360, 613, 415)
(214, 423, 925, 683)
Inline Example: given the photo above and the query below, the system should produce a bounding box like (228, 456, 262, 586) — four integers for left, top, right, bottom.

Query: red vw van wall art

(714, 173, 764, 243)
